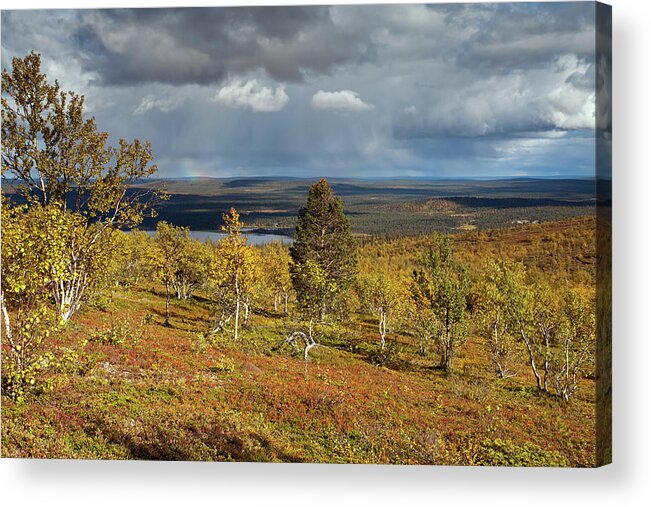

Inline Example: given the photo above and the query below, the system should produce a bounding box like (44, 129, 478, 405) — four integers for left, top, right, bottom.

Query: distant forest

(122, 176, 606, 236)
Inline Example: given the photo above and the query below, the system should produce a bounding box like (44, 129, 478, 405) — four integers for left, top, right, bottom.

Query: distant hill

(130, 177, 601, 236)
(2, 176, 604, 236)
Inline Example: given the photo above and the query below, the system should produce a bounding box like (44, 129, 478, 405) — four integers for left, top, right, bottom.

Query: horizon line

(143, 175, 601, 181)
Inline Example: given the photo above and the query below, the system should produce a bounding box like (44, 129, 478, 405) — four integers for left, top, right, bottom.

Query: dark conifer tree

(290, 178, 357, 321)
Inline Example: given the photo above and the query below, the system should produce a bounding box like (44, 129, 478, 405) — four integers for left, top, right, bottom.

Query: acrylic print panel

(0, 2, 611, 466)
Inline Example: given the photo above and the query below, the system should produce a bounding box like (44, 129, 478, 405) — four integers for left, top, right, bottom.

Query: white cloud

(134, 93, 184, 114)
(539, 54, 595, 130)
(214, 80, 289, 112)
(545, 86, 595, 130)
(311, 90, 375, 112)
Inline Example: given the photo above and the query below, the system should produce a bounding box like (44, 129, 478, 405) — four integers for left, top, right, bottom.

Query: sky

(1, 2, 608, 179)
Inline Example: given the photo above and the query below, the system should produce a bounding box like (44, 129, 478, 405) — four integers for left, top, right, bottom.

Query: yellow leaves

(4, 53, 162, 232)
(357, 271, 403, 315)
(211, 208, 259, 294)
(221, 208, 244, 237)
(1, 199, 71, 398)
(151, 221, 198, 285)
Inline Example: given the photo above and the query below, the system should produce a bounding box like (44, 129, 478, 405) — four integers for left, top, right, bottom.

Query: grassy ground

(0, 218, 598, 465)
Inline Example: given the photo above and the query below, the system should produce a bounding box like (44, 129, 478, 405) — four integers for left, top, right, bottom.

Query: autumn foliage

(1, 54, 601, 465)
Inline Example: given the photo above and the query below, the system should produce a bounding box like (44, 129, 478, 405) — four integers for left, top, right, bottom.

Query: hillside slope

(1, 217, 597, 465)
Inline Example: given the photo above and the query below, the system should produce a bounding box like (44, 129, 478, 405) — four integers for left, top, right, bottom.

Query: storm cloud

(1, 3, 600, 178)
(63, 6, 372, 86)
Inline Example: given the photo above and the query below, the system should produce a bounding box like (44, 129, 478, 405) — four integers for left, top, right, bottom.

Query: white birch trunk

(234, 272, 240, 341)
(378, 310, 387, 350)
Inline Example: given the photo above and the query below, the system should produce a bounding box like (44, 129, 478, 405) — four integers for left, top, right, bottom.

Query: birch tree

(500, 276, 595, 400)
(291, 259, 337, 340)
(411, 234, 469, 371)
(172, 237, 211, 300)
(357, 272, 401, 350)
(261, 242, 292, 313)
(551, 288, 595, 401)
(114, 230, 153, 287)
(401, 297, 438, 356)
(1, 52, 164, 322)
(505, 281, 556, 394)
(151, 222, 187, 326)
(213, 208, 258, 341)
(477, 260, 523, 379)
(1, 200, 69, 400)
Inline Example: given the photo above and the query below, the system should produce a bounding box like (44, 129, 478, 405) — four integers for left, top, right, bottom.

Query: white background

(0, 0, 648, 505)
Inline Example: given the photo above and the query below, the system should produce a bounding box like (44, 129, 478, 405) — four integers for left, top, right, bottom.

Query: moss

(479, 438, 570, 467)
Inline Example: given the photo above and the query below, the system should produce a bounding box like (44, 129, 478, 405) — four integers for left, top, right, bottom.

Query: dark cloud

(433, 3, 595, 74)
(595, 2, 611, 179)
(68, 6, 374, 85)
(3, 3, 596, 87)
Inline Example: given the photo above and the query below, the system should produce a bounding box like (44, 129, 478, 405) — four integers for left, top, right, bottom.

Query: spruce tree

(290, 178, 357, 322)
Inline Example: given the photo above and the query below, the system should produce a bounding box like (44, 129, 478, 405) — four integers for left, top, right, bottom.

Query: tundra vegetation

(2, 54, 599, 466)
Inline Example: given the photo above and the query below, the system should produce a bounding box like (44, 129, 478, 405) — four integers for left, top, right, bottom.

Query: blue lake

(140, 229, 293, 245)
